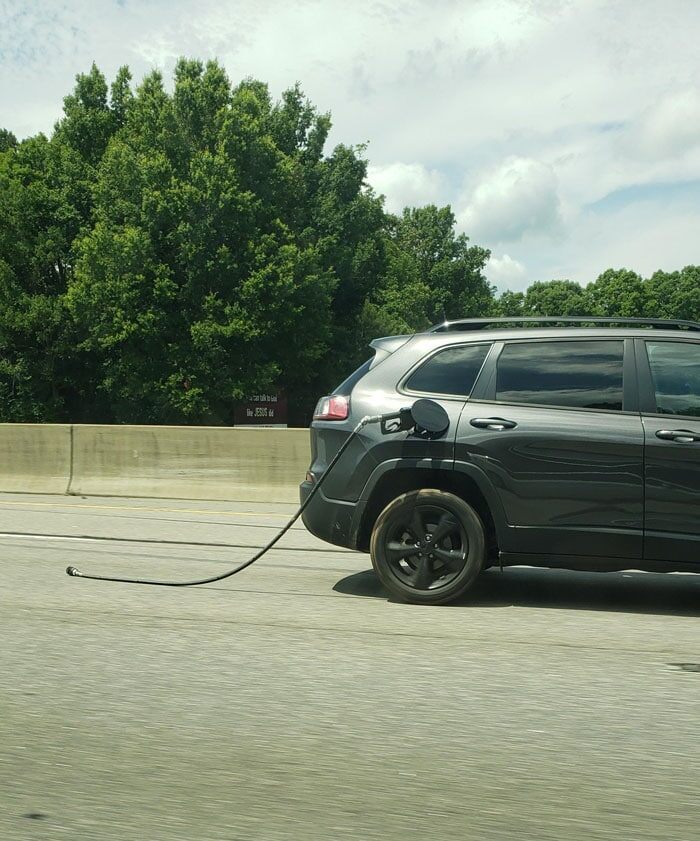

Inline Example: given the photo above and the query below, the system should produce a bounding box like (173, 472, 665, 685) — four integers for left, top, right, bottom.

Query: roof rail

(428, 316, 700, 333)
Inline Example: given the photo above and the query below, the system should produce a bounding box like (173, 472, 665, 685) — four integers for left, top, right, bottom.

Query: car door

(456, 336, 644, 561)
(636, 338, 700, 564)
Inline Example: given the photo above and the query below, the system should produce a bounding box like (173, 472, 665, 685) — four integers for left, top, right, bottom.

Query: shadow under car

(333, 565, 700, 616)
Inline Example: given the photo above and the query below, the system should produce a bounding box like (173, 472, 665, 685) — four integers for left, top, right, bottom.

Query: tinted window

(496, 340, 624, 411)
(406, 344, 490, 396)
(646, 341, 700, 417)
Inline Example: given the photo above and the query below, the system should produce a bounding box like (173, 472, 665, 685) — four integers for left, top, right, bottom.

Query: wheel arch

(355, 461, 505, 556)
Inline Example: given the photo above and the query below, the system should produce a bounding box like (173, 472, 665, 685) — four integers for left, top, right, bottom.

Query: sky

(1, 0, 699, 292)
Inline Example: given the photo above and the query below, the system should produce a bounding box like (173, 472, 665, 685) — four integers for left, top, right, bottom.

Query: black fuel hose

(66, 414, 380, 587)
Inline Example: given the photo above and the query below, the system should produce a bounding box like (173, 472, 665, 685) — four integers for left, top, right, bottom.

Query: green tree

(494, 289, 525, 316)
(587, 268, 646, 317)
(0, 64, 129, 422)
(364, 205, 492, 339)
(54, 63, 117, 168)
(521, 279, 591, 315)
(0, 134, 90, 420)
(110, 66, 134, 130)
(644, 266, 700, 322)
(305, 143, 387, 393)
(0, 60, 503, 425)
(0, 129, 17, 153)
(67, 61, 342, 423)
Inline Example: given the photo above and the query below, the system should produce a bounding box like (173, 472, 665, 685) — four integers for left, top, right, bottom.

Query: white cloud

(458, 157, 563, 243)
(632, 89, 700, 161)
(572, 203, 700, 286)
(2, 0, 700, 287)
(494, 191, 700, 290)
(485, 254, 527, 291)
(366, 161, 445, 213)
(132, 34, 182, 70)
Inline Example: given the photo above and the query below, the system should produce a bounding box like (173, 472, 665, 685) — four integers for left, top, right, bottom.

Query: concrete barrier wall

(0, 424, 311, 502)
(0, 424, 72, 494)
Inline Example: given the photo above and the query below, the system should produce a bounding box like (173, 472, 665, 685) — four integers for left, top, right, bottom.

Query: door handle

(470, 417, 517, 431)
(656, 429, 699, 443)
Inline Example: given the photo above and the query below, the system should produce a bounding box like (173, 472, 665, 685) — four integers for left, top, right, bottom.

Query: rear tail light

(313, 394, 349, 421)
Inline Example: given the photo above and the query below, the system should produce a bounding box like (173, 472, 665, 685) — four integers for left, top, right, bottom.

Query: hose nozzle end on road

(63, 406, 398, 589)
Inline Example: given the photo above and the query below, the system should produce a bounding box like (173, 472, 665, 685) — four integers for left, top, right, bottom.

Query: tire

(370, 489, 486, 605)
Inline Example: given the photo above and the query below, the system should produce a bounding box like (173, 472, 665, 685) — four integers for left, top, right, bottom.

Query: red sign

(233, 391, 288, 427)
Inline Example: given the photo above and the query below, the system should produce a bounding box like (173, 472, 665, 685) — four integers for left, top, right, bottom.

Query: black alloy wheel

(370, 489, 486, 605)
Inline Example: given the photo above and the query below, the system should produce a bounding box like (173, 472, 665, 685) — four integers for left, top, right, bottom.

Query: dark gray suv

(300, 317, 700, 604)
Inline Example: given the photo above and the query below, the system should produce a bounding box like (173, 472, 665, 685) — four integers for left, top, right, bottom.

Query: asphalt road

(1, 492, 698, 841)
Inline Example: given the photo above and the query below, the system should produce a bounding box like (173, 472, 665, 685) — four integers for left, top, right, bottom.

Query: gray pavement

(1, 492, 698, 841)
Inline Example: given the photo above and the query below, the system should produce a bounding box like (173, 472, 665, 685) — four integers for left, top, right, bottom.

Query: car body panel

(641, 415, 700, 563)
(455, 401, 644, 558)
(632, 336, 700, 565)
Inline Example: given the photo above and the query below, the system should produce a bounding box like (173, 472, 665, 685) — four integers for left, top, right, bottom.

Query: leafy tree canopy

(1, 60, 698, 425)
(361, 205, 492, 340)
(493, 269, 699, 325)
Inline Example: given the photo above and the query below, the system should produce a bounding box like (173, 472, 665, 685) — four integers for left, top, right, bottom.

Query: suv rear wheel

(370, 489, 485, 605)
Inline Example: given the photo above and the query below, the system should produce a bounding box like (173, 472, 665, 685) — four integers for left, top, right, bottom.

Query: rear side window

(405, 344, 490, 396)
(496, 340, 624, 411)
(646, 341, 700, 417)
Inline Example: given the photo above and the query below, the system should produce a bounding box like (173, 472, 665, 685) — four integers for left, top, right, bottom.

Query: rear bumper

(299, 480, 365, 550)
